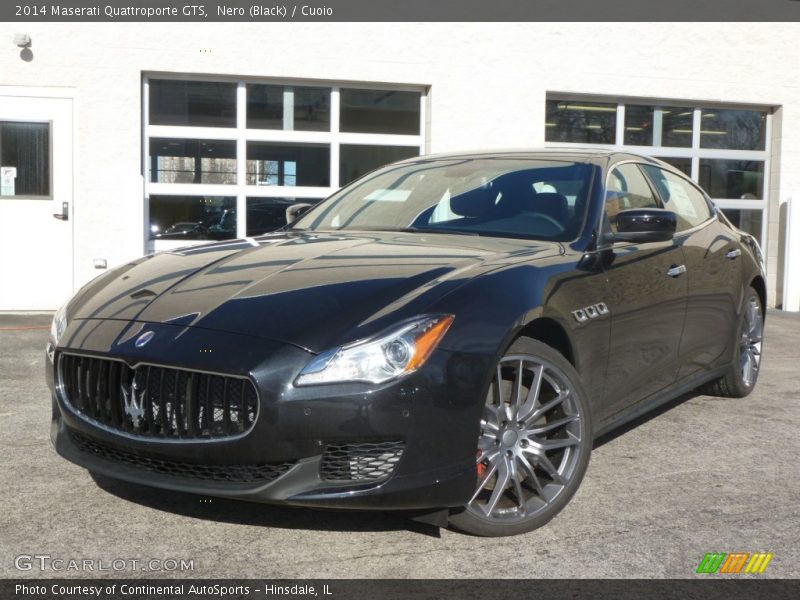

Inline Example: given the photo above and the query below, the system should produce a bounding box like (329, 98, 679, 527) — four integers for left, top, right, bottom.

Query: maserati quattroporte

(48, 149, 765, 536)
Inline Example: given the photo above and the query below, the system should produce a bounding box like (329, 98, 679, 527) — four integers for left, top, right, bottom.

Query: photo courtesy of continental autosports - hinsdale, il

(46, 149, 767, 537)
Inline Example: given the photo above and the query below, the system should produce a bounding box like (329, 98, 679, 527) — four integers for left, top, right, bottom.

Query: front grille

(69, 430, 292, 484)
(58, 353, 258, 439)
(320, 440, 404, 482)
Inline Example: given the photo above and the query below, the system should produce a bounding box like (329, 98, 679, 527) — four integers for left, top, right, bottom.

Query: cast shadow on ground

(90, 388, 703, 537)
(90, 473, 442, 537)
(593, 389, 699, 448)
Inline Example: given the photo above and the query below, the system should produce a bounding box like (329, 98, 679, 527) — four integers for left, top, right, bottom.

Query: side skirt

(593, 365, 729, 440)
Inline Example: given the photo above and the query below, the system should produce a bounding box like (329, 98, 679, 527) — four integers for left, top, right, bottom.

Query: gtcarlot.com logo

(696, 552, 773, 574)
(14, 554, 194, 573)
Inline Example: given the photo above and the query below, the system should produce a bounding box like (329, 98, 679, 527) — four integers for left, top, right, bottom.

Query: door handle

(726, 248, 742, 260)
(52, 201, 69, 221)
(666, 264, 686, 278)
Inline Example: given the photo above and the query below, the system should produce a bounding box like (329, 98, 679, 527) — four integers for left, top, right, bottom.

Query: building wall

(2, 22, 799, 306)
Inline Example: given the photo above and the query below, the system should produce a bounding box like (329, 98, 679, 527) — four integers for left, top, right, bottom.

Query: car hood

(69, 231, 561, 353)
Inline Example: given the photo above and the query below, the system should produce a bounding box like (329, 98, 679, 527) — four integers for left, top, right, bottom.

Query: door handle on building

(726, 248, 742, 259)
(666, 264, 686, 278)
(52, 202, 69, 221)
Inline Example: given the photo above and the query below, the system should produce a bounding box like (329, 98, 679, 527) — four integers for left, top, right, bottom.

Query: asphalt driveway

(1, 310, 798, 578)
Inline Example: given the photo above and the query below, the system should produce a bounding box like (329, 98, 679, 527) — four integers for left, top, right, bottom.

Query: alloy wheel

(467, 354, 585, 524)
(740, 296, 763, 388)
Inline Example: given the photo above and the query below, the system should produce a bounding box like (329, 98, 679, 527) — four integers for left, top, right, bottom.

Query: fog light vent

(320, 440, 404, 482)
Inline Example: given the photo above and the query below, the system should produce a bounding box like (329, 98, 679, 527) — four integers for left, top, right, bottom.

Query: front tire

(449, 338, 592, 537)
(702, 286, 764, 398)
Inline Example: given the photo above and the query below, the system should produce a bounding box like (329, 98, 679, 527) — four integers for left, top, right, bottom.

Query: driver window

(604, 163, 659, 232)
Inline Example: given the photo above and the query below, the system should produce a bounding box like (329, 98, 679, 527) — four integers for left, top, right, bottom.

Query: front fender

(430, 256, 611, 410)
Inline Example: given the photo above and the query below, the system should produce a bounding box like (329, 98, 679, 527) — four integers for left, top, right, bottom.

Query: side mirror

(286, 203, 314, 224)
(613, 208, 677, 243)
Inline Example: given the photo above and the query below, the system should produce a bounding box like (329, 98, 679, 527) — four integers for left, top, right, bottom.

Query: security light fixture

(13, 33, 31, 48)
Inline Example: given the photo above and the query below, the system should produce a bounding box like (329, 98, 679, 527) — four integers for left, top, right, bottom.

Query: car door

(598, 162, 688, 420)
(640, 165, 741, 380)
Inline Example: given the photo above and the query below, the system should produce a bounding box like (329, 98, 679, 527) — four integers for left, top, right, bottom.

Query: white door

(0, 95, 73, 310)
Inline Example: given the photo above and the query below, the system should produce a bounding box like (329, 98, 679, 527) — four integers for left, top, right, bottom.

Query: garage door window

(145, 77, 425, 246)
(149, 81, 236, 128)
(545, 95, 771, 246)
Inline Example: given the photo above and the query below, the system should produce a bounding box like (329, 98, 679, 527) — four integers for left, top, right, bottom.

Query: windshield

(292, 157, 595, 241)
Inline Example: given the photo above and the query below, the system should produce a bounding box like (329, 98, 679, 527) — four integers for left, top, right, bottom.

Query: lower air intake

(69, 430, 293, 484)
(320, 440, 404, 482)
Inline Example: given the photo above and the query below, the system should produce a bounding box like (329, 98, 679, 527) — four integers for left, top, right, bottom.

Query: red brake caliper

(476, 450, 486, 477)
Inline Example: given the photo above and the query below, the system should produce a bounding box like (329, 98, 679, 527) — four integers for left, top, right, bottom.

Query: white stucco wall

(1, 22, 799, 306)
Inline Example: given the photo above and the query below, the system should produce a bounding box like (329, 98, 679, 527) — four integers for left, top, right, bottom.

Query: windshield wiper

(399, 227, 481, 236)
(289, 226, 481, 236)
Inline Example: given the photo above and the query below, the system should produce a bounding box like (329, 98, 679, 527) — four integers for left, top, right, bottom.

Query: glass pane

(150, 195, 236, 241)
(294, 159, 594, 242)
(720, 208, 763, 245)
(698, 159, 764, 199)
(247, 84, 283, 129)
(624, 105, 693, 148)
(340, 144, 420, 185)
(545, 99, 616, 144)
(642, 165, 712, 231)
(149, 80, 236, 128)
(246, 142, 329, 186)
(247, 85, 331, 131)
(700, 109, 767, 150)
(294, 87, 330, 131)
(0, 121, 50, 197)
(608, 163, 659, 204)
(340, 89, 420, 135)
(246, 197, 319, 235)
(149, 138, 236, 184)
(659, 157, 692, 177)
(605, 163, 658, 233)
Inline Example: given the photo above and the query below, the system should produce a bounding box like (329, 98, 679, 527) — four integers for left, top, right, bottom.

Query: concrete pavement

(1, 311, 797, 578)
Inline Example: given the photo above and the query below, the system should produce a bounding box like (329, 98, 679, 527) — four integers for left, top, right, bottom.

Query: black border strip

(3, 579, 800, 600)
(3, 0, 800, 22)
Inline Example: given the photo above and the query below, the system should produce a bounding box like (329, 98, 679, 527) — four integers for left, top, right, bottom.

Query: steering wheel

(528, 212, 566, 233)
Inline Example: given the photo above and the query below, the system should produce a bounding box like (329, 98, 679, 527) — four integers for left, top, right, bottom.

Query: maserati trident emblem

(121, 371, 146, 429)
(135, 331, 155, 348)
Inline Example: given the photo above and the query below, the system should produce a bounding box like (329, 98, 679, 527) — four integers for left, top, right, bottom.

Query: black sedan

(47, 150, 766, 536)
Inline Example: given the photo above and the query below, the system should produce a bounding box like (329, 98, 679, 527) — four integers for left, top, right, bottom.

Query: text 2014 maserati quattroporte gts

(48, 150, 766, 536)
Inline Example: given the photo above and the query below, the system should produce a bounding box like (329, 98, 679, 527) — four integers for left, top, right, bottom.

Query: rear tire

(449, 337, 592, 537)
(701, 286, 764, 398)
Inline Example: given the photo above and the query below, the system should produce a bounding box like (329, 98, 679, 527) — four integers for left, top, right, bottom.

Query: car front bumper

(48, 318, 492, 511)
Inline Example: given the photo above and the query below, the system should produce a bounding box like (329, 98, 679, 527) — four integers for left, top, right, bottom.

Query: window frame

(545, 93, 772, 247)
(142, 73, 428, 251)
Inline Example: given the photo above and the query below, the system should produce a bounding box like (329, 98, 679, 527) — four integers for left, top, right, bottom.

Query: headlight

(295, 314, 454, 386)
(50, 302, 68, 346)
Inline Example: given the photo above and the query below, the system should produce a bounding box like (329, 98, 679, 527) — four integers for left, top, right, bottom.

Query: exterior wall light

(13, 33, 31, 48)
